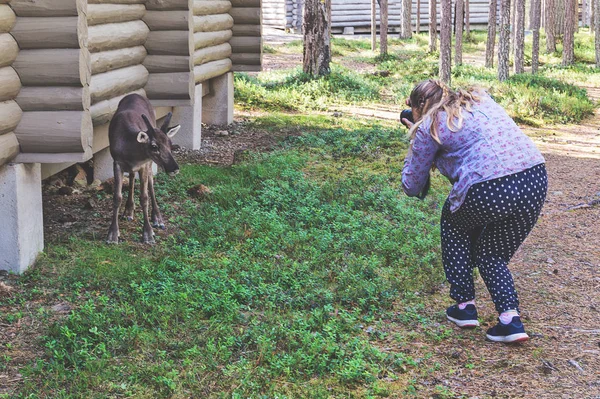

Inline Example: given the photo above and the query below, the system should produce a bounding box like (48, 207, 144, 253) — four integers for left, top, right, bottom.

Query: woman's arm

(402, 126, 439, 197)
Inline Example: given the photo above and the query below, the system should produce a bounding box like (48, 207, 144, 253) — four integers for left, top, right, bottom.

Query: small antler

(141, 114, 154, 132)
(160, 112, 173, 132)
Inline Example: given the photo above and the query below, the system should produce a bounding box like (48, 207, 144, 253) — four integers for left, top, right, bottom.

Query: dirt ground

(2, 31, 600, 398)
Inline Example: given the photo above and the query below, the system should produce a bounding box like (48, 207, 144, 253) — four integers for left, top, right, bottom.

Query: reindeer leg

(106, 162, 124, 244)
(123, 171, 136, 221)
(138, 164, 155, 244)
(149, 174, 165, 229)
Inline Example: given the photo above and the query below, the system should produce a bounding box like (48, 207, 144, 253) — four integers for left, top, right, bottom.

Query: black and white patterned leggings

(441, 164, 548, 314)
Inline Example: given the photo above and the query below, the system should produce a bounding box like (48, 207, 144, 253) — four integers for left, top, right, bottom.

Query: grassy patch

(5, 115, 449, 398)
(237, 31, 596, 125)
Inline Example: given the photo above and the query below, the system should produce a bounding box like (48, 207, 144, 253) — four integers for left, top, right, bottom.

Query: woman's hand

(401, 118, 414, 129)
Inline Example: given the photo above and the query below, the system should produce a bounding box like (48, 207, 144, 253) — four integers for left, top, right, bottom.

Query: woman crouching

(401, 79, 547, 343)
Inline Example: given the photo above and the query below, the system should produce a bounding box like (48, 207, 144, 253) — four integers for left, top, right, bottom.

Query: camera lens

(400, 109, 414, 124)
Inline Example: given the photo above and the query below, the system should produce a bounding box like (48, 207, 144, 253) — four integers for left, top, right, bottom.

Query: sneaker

(486, 316, 529, 343)
(446, 304, 480, 328)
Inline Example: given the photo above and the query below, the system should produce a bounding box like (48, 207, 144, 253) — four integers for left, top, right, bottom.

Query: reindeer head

(136, 113, 181, 176)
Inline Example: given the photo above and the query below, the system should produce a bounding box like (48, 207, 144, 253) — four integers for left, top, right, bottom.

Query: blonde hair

(408, 79, 483, 144)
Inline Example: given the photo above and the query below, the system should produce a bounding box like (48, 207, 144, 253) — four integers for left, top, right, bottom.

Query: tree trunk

(562, 0, 576, 65)
(592, 0, 596, 32)
(595, 0, 600, 66)
(514, 0, 525, 73)
(440, 0, 452, 83)
(303, 0, 331, 77)
(531, 0, 542, 73)
(510, 0, 516, 55)
(546, 0, 556, 52)
(583, 0, 588, 26)
(371, 0, 377, 50)
(429, 0, 437, 51)
(498, 0, 511, 81)
(400, 0, 412, 38)
(455, 0, 464, 65)
(416, 0, 421, 34)
(486, 0, 498, 67)
(380, 0, 388, 55)
(465, 0, 470, 37)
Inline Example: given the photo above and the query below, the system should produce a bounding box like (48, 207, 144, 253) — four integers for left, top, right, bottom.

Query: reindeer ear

(166, 125, 181, 138)
(141, 114, 154, 132)
(137, 131, 150, 143)
(160, 112, 173, 132)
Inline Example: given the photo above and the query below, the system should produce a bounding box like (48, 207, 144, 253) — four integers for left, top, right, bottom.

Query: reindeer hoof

(152, 222, 166, 230)
(106, 237, 119, 244)
(142, 238, 156, 245)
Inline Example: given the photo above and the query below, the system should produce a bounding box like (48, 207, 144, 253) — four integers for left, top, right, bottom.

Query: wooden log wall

(144, 0, 194, 103)
(263, 0, 491, 32)
(230, 0, 262, 72)
(9, 0, 93, 162)
(191, 0, 233, 82)
(0, 1, 19, 165)
(0, 0, 257, 167)
(88, 0, 149, 129)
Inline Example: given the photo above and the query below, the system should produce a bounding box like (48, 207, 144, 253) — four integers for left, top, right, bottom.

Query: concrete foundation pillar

(0, 163, 44, 274)
(93, 147, 157, 183)
(202, 72, 233, 126)
(171, 83, 203, 150)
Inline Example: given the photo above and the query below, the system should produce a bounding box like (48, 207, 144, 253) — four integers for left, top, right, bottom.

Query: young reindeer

(106, 94, 181, 244)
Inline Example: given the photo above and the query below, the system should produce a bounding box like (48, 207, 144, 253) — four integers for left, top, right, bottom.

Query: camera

(400, 109, 414, 127)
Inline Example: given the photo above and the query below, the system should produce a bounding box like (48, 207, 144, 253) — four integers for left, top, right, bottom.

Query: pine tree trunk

(371, 0, 377, 50)
(400, 0, 413, 38)
(510, 0, 516, 55)
(486, 0, 498, 67)
(455, 0, 464, 65)
(465, 0, 470, 37)
(381, 0, 388, 55)
(417, 0, 421, 34)
(562, 0, 576, 65)
(303, 0, 332, 77)
(595, 0, 600, 66)
(498, 0, 511, 81)
(583, 0, 588, 26)
(546, 0, 557, 52)
(514, 0, 525, 73)
(532, 0, 542, 73)
(440, 0, 452, 83)
(592, 0, 596, 32)
(429, 0, 438, 51)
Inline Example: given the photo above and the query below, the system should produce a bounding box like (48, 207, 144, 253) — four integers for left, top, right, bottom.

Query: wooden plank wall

(10, 0, 93, 163)
(192, 0, 234, 83)
(0, 1, 19, 165)
(230, 0, 262, 72)
(264, 0, 491, 33)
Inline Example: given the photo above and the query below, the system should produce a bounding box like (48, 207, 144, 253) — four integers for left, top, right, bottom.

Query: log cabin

(0, 0, 262, 273)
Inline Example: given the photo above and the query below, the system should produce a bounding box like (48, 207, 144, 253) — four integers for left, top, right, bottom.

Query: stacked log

(144, 0, 194, 103)
(88, 0, 149, 130)
(230, 0, 262, 72)
(191, 0, 234, 81)
(265, 0, 491, 33)
(0, 2, 19, 165)
(9, 0, 92, 163)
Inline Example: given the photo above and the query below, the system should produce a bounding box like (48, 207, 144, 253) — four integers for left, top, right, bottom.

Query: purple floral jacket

(402, 94, 545, 212)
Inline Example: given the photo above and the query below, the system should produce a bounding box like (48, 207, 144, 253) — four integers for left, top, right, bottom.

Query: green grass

(4, 115, 449, 398)
(239, 29, 597, 125)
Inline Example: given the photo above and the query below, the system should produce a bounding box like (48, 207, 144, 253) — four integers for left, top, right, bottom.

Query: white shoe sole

(486, 332, 529, 343)
(447, 315, 480, 328)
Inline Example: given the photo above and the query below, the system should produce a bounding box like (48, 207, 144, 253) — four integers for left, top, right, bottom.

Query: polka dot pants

(441, 164, 548, 314)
